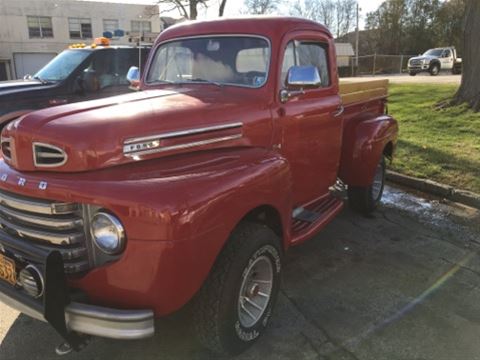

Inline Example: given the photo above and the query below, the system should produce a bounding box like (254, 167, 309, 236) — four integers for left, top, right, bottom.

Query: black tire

(348, 156, 386, 214)
(452, 66, 462, 75)
(194, 222, 282, 355)
(409, 71, 417, 76)
(429, 63, 440, 76)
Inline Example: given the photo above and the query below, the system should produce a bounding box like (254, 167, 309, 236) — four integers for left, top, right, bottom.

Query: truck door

(273, 33, 343, 206)
(441, 49, 453, 70)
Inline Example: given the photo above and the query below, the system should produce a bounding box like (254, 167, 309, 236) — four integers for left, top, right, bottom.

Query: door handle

(333, 105, 344, 118)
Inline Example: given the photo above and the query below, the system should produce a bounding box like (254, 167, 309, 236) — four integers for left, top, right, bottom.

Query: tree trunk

(190, 1, 198, 20)
(454, 0, 480, 111)
(219, 0, 227, 16)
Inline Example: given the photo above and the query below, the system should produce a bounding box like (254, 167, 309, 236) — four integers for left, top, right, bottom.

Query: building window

(27, 16, 53, 38)
(131, 20, 151, 33)
(69, 18, 92, 39)
(103, 19, 119, 33)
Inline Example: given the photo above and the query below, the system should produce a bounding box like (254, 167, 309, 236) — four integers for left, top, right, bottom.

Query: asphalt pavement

(1, 185, 480, 360)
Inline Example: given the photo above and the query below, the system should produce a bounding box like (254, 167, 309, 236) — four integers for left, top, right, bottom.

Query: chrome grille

(0, 189, 89, 273)
(410, 59, 422, 66)
(1, 138, 12, 160)
(33, 142, 67, 167)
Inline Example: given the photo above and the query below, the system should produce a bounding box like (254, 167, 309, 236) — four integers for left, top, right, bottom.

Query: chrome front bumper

(0, 290, 155, 339)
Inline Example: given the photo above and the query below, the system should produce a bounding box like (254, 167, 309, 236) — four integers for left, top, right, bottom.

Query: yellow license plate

(0, 253, 16, 286)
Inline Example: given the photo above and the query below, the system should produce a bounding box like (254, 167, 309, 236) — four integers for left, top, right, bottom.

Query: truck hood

(409, 55, 437, 62)
(2, 88, 271, 172)
(0, 79, 48, 93)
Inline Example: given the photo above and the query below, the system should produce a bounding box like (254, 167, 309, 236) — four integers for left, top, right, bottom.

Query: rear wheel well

(241, 205, 283, 241)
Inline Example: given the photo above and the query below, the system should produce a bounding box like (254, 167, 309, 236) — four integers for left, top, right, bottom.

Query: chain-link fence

(338, 54, 416, 77)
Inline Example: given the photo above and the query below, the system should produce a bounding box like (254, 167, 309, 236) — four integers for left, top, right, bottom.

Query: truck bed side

(338, 79, 398, 187)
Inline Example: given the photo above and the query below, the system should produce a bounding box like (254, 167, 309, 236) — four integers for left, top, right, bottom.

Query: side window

(296, 42, 330, 87)
(281, 40, 330, 88)
(444, 49, 451, 58)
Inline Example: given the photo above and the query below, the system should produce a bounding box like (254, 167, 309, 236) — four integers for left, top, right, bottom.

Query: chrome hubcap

(238, 255, 274, 328)
(372, 160, 384, 201)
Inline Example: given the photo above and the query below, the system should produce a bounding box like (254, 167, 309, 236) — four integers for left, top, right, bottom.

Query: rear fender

(339, 114, 398, 187)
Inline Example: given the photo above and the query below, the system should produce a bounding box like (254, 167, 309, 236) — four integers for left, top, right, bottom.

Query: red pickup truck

(0, 17, 397, 355)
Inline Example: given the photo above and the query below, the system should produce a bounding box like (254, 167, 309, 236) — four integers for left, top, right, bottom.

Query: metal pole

(373, 53, 376, 75)
(138, 21, 143, 76)
(399, 54, 404, 74)
(355, 2, 360, 69)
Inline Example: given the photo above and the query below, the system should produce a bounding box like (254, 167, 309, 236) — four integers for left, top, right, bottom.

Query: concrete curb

(386, 170, 480, 210)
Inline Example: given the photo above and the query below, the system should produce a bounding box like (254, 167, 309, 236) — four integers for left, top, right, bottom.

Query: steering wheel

(245, 71, 266, 86)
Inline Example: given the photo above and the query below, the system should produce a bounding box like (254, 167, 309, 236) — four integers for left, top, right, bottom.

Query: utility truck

(408, 46, 462, 76)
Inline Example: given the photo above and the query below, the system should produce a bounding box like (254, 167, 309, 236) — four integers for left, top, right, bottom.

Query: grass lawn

(388, 83, 480, 194)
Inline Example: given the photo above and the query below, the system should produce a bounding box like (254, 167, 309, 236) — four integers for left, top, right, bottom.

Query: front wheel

(194, 222, 282, 355)
(409, 71, 417, 76)
(430, 63, 440, 76)
(348, 155, 386, 214)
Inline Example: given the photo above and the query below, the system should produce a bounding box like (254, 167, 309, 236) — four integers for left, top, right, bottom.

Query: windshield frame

(145, 34, 272, 89)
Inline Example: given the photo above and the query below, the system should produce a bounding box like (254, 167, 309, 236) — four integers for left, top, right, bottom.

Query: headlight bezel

(90, 211, 126, 255)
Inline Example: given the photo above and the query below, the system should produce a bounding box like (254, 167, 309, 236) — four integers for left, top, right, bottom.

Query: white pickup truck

(408, 47, 462, 76)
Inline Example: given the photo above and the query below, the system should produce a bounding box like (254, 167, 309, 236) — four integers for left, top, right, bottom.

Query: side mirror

(280, 66, 321, 103)
(287, 66, 321, 88)
(126, 66, 140, 88)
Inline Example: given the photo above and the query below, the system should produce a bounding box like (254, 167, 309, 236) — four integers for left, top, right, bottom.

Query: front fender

(339, 114, 398, 187)
(58, 147, 293, 315)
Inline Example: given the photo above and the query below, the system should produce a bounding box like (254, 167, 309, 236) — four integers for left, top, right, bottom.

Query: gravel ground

(1, 184, 479, 360)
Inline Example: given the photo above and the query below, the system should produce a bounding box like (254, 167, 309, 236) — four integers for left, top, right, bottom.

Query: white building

(0, 0, 162, 80)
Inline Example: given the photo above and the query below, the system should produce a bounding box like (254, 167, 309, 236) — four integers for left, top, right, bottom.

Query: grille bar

(0, 214, 84, 245)
(0, 203, 83, 230)
(0, 190, 77, 215)
(0, 189, 90, 274)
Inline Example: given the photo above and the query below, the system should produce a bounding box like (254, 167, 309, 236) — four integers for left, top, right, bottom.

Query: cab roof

(156, 16, 332, 44)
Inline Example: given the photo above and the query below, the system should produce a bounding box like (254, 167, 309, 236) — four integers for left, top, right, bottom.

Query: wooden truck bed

(339, 79, 389, 106)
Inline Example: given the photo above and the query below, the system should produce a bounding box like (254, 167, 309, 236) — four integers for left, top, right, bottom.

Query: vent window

(33, 143, 67, 167)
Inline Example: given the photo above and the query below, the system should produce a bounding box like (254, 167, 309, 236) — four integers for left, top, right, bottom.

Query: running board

(290, 194, 344, 246)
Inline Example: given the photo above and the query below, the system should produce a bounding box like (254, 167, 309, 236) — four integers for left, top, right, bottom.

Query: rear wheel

(194, 222, 282, 355)
(348, 156, 386, 214)
(430, 63, 440, 76)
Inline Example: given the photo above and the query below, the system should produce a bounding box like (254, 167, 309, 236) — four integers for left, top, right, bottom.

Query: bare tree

(453, 0, 480, 111)
(243, 0, 281, 15)
(219, 0, 228, 16)
(335, 0, 356, 38)
(157, 0, 211, 20)
(292, 0, 355, 37)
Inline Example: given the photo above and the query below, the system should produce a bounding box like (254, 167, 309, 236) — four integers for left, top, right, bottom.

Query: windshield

(34, 49, 91, 81)
(423, 49, 443, 57)
(146, 36, 270, 88)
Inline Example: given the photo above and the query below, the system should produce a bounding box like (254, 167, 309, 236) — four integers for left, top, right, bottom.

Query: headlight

(91, 212, 126, 254)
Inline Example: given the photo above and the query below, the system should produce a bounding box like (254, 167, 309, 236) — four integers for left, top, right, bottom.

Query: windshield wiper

(32, 76, 50, 85)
